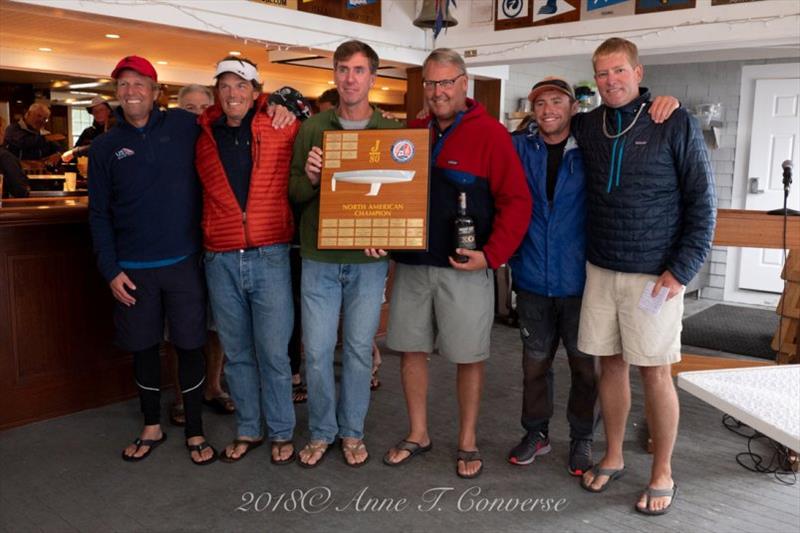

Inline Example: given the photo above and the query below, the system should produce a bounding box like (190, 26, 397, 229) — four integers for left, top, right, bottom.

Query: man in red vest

(195, 56, 300, 465)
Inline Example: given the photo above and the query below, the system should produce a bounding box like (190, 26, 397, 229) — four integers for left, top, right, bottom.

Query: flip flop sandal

(635, 484, 678, 516)
(292, 382, 308, 404)
(270, 441, 296, 466)
(186, 440, 218, 466)
(456, 449, 483, 479)
(121, 433, 167, 462)
(341, 440, 370, 468)
(580, 465, 625, 493)
(219, 438, 264, 463)
(169, 403, 185, 427)
(203, 394, 235, 415)
(383, 439, 433, 467)
(298, 441, 330, 469)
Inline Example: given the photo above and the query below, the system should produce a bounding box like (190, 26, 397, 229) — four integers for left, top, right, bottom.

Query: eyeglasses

(422, 73, 465, 90)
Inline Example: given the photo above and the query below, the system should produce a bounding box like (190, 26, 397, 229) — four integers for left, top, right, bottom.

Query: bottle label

(456, 227, 476, 248)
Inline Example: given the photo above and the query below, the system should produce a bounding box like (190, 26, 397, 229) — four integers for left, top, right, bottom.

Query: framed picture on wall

(635, 0, 695, 14)
(582, 0, 635, 21)
(532, 0, 581, 26)
(711, 0, 762, 4)
(495, 0, 533, 31)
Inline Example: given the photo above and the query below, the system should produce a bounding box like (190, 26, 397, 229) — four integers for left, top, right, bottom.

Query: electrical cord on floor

(722, 414, 797, 485)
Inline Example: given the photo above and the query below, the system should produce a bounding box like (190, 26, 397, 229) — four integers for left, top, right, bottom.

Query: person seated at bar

(3, 102, 63, 165)
(62, 96, 114, 162)
(0, 147, 30, 198)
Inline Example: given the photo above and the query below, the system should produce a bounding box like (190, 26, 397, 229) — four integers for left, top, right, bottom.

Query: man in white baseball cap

(195, 55, 300, 465)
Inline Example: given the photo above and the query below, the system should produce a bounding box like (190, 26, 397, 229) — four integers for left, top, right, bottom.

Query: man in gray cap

(507, 76, 596, 476)
(62, 96, 114, 162)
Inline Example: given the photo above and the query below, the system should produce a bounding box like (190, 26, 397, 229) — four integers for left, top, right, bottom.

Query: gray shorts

(386, 263, 494, 364)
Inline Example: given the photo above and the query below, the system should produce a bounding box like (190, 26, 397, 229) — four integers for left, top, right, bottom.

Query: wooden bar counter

(0, 196, 134, 430)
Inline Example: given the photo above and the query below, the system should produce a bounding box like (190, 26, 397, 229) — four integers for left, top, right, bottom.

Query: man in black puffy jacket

(574, 38, 716, 516)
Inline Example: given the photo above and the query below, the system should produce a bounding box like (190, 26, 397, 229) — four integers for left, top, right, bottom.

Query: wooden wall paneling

(405, 67, 423, 122)
(474, 78, 501, 121)
(0, 206, 137, 429)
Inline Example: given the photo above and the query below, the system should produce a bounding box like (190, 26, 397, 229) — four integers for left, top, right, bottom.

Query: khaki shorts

(577, 262, 683, 367)
(386, 263, 494, 364)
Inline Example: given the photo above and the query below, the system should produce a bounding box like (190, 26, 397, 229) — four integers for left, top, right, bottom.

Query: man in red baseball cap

(89, 55, 217, 466)
(111, 55, 158, 81)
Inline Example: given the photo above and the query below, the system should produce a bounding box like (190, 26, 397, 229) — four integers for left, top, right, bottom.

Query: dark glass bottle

(453, 191, 476, 263)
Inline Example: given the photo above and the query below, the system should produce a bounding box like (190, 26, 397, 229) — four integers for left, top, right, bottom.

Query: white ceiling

(0, 0, 409, 104)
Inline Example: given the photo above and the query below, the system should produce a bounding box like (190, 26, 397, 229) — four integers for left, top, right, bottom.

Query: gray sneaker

(508, 432, 551, 465)
(568, 438, 593, 476)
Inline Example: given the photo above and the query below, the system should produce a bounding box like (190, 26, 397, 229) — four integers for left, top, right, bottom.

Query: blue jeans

(204, 244, 295, 441)
(301, 259, 389, 443)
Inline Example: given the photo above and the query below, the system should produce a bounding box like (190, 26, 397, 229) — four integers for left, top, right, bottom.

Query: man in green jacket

(289, 40, 400, 468)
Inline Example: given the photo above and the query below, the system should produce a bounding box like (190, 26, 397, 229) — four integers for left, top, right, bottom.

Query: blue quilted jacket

(572, 89, 717, 285)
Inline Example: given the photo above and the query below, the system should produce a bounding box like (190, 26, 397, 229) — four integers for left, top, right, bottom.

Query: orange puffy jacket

(196, 94, 300, 252)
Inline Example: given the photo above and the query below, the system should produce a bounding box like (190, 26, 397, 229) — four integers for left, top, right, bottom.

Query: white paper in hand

(638, 281, 669, 315)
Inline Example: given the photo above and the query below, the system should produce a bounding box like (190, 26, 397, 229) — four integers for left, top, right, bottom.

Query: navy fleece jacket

(88, 107, 202, 282)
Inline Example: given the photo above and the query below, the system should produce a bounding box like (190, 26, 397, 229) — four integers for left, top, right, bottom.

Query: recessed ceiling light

(381, 86, 389, 91)
(69, 82, 102, 89)
(38, 47, 52, 52)
(157, 61, 168, 65)
(105, 34, 120, 39)
(327, 81, 335, 85)
(229, 50, 241, 56)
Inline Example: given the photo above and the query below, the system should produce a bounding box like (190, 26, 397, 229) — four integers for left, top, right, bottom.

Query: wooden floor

(0, 323, 798, 533)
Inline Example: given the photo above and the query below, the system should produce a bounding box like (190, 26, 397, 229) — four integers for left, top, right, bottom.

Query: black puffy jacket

(573, 89, 717, 286)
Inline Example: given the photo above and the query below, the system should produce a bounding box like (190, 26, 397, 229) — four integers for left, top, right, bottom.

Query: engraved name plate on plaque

(318, 128, 430, 250)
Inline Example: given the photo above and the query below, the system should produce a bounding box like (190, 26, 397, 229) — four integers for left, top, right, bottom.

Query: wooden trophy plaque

(317, 128, 430, 250)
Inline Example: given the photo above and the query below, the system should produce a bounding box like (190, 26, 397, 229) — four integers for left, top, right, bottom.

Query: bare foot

(271, 441, 295, 463)
(187, 435, 215, 463)
(636, 477, 675, 514)
(122, 424, 163, 459)
(581, 456, 625, 491)
(457, 451, 482, 478)
(222, 437, 263, 461)
(298, 441, 329, 466)
(342, 438, 368, 466)
(384, 434, 430, 465)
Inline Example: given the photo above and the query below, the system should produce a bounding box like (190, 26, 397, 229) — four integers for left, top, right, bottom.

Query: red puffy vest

(195, 95, 299, 252)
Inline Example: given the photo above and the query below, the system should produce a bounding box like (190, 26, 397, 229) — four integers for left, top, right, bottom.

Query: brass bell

(413, 0, 458, 30)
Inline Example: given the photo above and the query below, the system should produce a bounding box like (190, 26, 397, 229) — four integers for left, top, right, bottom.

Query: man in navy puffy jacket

(507, 77, 597, 477)
(575, 38, 716, 515)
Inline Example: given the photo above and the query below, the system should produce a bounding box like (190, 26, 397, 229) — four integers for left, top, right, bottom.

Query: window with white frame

(70, 107, 94, 148)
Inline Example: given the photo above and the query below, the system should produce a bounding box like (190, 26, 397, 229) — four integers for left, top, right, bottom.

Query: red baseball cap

(111, 55, 158, 82)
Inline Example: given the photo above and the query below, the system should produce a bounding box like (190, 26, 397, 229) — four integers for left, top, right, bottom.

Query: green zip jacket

(289, 107, 402, 263)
